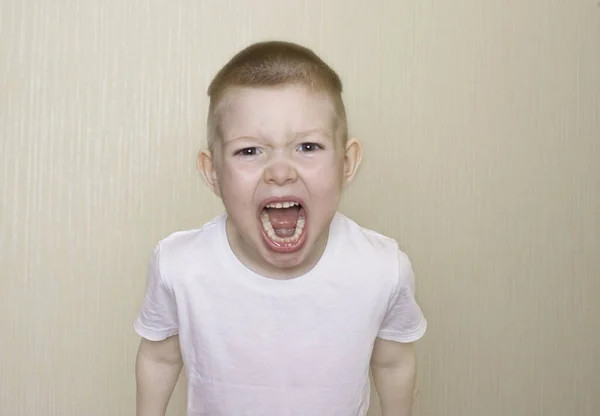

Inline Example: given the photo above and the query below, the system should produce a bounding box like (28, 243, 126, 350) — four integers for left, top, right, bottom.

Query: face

(199, 84, 361, 279)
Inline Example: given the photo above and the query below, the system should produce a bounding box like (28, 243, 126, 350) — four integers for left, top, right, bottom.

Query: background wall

(1, 1, 598, 415)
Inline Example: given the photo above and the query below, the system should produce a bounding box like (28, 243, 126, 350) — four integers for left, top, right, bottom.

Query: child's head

(198, 41, 362, 278)
(206, 41, 348, 153)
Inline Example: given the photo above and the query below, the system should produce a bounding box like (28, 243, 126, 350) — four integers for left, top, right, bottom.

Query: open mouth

(259, 199, 308, 253)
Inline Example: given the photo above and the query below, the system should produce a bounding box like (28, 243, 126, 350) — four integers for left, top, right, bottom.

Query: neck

(225, 217, 330, 280)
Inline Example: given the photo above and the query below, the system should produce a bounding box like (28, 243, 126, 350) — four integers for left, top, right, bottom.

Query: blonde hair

(206, 41, 348, 151)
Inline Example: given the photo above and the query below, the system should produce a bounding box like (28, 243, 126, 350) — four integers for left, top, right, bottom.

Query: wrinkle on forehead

(216, 85, 338, 143)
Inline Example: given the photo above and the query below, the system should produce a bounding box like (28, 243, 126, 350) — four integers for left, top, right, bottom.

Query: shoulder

(153, 214, 226, 277)
(158, 213, 223, 248)
(335, 212, 401, 254)
(333, 212, 410, 274)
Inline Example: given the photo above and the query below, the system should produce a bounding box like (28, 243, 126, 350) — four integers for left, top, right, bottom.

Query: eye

(298, 142, 323, 152)
(234, 147, 260, 157)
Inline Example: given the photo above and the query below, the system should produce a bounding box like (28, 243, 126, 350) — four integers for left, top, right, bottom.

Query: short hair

(206, 41, 348, 151)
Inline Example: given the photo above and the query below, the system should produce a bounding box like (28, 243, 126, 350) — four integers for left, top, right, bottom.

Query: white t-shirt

(134, 212, 426, 416)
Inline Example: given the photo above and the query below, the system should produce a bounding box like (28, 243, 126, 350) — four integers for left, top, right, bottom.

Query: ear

(197, 149, 221, 197)
(342, 138, 363, 187)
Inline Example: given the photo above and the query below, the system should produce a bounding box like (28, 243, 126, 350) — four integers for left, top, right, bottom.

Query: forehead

(216, 85, 337, 139)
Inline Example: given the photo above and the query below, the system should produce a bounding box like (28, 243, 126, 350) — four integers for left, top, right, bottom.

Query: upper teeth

(265, 201, 299, 209)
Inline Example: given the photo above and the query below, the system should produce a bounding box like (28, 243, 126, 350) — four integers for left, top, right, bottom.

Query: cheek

(222, 158, 264, 180)
(220, 161, 255, 188)
(319, 153, 345, 180)
(305, 162, 344, 196)
(217, 163, 260, 207)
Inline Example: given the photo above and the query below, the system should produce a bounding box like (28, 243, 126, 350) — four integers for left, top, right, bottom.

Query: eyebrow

(226, 128, 333, 145)
(293, 128, 333, 140)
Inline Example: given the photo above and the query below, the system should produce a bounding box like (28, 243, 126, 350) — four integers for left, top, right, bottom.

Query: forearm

(135, 341, 183, 416)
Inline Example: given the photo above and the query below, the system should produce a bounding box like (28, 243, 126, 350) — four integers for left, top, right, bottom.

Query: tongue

(266, 207, 300, 229)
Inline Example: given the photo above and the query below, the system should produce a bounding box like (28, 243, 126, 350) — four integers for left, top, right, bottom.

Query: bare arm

(136, 335, 183, 416)
(370, 338, 418, 416)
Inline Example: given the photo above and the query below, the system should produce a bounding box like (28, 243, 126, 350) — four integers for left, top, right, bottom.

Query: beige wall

(1, 1, 599, 415)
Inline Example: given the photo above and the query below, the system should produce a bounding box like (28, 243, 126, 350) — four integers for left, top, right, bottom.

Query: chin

(260, 246, 310, 270)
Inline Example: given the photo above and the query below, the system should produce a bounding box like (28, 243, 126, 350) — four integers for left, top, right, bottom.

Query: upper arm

(134, 245, 179, 341)
(377, 249, 427, 343)
(137, 335, 183, 365)
(371, 337, 416, 369)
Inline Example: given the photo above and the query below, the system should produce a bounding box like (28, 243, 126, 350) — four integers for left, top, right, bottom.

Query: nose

(263, 159, 298, 186)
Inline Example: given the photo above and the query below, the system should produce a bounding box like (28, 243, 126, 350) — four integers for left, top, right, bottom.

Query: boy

(134, 41, 427, 416)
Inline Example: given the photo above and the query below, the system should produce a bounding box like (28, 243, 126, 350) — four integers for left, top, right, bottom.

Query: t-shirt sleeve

(377, 249, 427, 343)
(133, 245, 179, 341)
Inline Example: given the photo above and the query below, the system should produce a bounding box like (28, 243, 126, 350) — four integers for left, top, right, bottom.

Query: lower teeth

(260, 212, 305, 244)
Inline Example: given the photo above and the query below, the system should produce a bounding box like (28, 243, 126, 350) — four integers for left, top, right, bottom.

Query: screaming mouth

(259, 200, 307, 251)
